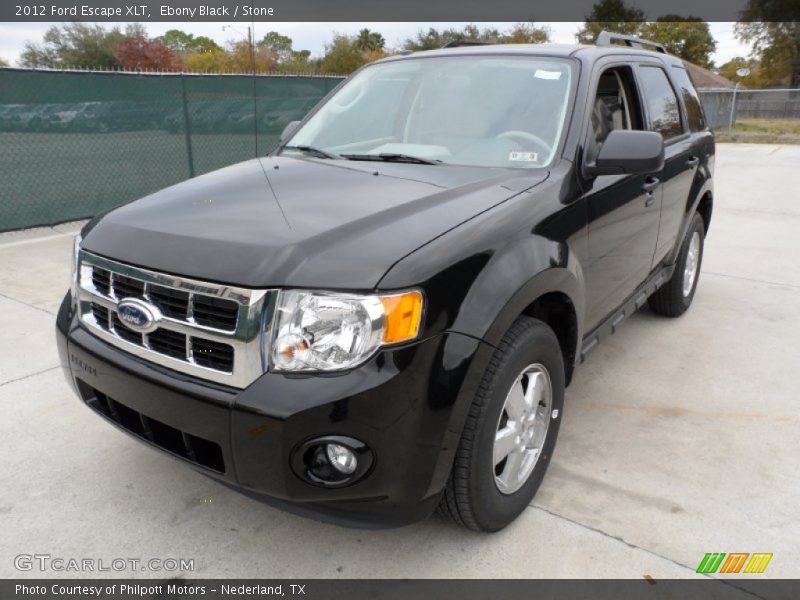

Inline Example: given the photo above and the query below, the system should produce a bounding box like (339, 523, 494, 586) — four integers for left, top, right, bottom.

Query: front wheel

(648, 212, 706, 317)
(439, 316, 564, 532)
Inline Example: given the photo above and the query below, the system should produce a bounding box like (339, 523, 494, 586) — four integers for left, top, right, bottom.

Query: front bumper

(56, 292, 491, 527)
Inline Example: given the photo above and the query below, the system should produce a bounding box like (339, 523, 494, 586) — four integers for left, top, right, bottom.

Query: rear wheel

(648, 213, 705, 317)
(439, 316, 564, 532)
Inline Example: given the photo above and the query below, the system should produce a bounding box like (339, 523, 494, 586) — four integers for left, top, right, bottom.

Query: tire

(439, 316, 565, 532)
(648, 213, 705, 318)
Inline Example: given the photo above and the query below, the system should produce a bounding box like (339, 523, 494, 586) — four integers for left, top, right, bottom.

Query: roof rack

(441, 40, 491, 48)
(596, 31, 666, 54)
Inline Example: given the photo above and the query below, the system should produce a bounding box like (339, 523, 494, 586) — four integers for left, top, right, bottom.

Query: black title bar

(3, 0, 757, 23)
(4, 579, 800, 600)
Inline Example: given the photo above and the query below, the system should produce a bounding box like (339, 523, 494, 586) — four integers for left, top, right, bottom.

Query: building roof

(682, 61, 736, 89)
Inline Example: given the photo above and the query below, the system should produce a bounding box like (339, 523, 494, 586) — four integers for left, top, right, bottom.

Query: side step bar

(579, 265, 673, 363)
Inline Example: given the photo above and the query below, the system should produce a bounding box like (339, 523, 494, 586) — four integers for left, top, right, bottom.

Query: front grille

(192, 337, 235, 371)
(92, 268, 111, 296)
(91, 302, 110, 330)
(112, 274, 145, 299)
(80, 381, 225, 473)
(111, 313, 143, 345)
(148, 328, 188, 361)
(77, 251, 271, 388)
(192, 295, 239, 330)
(148, 286, 189, 320)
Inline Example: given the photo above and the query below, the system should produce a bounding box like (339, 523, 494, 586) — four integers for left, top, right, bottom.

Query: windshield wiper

(340, 153, 442, 165)
(281, 145, 338, 159)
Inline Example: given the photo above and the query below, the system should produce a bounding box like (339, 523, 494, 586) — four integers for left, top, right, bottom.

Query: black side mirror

(586, 130, 664, 176)
(280, 120, 300, 143)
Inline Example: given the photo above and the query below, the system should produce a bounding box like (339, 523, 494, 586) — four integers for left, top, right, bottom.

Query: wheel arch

(696, 190, 713, 236)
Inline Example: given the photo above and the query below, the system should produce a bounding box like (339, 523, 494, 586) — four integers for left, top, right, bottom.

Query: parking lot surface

(1, 144, 798, 581)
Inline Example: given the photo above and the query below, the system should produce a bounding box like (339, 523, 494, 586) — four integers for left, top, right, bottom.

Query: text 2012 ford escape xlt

(56, 34, 713, 532)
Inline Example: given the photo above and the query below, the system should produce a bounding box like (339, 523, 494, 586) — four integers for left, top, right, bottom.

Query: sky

(0, 21, 749, 68)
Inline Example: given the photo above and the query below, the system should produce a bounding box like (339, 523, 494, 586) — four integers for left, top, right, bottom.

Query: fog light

(326, 443, 357, 475)
(291, 435, 373, 487)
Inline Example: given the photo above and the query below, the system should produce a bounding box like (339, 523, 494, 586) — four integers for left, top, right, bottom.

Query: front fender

(377, 183, 588, 497)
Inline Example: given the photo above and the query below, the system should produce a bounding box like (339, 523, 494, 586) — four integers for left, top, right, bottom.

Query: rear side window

(671, 67, 706, 132)
(638, 66, 683, 139)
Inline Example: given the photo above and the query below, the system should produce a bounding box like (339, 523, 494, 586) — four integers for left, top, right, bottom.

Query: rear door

(635, 63, 699, 264)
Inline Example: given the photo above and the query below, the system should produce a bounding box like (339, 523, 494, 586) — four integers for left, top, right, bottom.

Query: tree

(114, 33, 182, 71)
(20, 23, 124, 69)
(500, 23, 551, 44)
(258, 31, 294, 62)
(576, 0, 645, 45)
(160, 29, 221, 54)
(320, 34, 367, 74)
(184, 48, 231, 73)
(641, 17, 717, 68)
(356, 29, 386, 53)
(402, 23, 549, 52)
(0, 57, 9, 67)
(278, 50, 318, 73)
(736, 1, 800, 87)
(717, 57, 768, 87)
(225, 40, 277, 73)
(403, 27, 462, 51)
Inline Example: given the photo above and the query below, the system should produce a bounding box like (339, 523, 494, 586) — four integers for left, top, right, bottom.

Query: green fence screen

(0, 68, 343, 231)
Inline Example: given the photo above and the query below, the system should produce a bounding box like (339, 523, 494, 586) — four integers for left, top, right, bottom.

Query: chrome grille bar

(77, 250, 275, 389)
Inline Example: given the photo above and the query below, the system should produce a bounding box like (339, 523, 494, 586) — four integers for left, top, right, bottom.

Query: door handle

(685, 156, 699, 168)
(642, 177, 660, 193)
(642, 176, 659, 207)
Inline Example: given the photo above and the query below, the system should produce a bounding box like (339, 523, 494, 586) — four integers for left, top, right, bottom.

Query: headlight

(268, 290, 424, 372)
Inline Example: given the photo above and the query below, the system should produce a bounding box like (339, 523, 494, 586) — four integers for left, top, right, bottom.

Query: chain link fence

(4, 69, 798, 232)
(698, 88, 800, 134)
(0, 68, 344, 231)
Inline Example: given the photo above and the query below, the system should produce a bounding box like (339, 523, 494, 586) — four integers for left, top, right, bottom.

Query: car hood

(82, 156, 547, 289)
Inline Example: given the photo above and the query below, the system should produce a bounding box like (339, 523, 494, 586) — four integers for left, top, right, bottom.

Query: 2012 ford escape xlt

(56, 34, 713, 531)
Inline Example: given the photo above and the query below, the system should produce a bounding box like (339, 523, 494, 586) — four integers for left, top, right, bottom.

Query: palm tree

(356, 29, 385, 53)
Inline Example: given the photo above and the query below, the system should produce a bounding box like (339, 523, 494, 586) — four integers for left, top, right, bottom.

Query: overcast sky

(0, 22, 749, 67)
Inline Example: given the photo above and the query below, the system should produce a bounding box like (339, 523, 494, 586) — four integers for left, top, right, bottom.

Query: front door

(582, 63, 662, 330)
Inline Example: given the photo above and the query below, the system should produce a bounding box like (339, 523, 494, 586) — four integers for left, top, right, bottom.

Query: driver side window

(587, 66, 644, 161)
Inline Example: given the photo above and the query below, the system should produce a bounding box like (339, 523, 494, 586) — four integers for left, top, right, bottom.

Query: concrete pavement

(1, 144, 798, 580)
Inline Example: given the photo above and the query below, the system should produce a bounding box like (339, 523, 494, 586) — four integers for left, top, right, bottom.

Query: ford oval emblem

(116, 298, 161, 333)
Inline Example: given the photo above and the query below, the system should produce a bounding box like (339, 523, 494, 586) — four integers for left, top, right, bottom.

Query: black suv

(56, 35, 713, 532)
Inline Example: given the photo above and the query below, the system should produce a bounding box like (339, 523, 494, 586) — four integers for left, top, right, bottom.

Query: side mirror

(586, 130, 664, 176)
(280, 120, 300, 143)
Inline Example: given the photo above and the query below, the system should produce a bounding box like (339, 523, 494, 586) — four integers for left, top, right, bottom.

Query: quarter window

(638, 66, 683, 139)
(671, 67, 706, 132)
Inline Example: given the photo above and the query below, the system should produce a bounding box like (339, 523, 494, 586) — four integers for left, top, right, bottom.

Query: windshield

(285, 56, 574, 169)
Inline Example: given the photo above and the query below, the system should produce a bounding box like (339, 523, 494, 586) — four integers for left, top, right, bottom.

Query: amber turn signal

(380, 291, 424, 344)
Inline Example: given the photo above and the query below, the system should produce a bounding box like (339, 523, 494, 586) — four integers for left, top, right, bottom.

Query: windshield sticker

(509, 151, 539, 162)
(534, 70, 563, 80)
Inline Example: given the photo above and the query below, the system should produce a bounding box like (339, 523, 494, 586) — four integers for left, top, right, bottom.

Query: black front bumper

(56, 292, 491, 527)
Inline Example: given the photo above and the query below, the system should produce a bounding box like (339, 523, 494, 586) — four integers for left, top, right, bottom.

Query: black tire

(438, 316, 565, 532)
(648, 213, 705, 317)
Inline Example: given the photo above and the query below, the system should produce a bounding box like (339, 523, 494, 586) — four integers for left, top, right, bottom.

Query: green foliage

(20, 23, 124, 69)
(356, 29, 386, 52)
(402, 23, 550, 51)
(258, 31, 294, 62)
(717, 57, 768, 87)
(277, 50, 318, 74)
(736, 3, 800, 87)
(320, 34, 368, 74)
(576, 0, 645, 45)
(502, 23, 551, 44)
(641, 17, 717, 69)
(160, 29, 221, 54)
